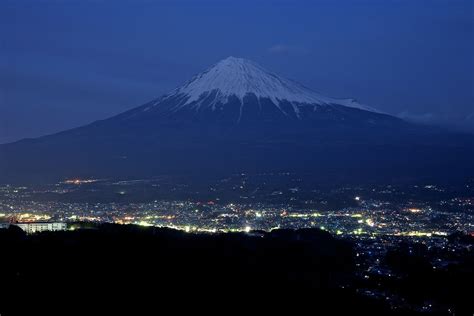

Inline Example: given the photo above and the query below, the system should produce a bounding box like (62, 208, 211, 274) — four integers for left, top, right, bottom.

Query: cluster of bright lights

(352, 228, 365, 235)
(64, 179, 98, 185)
(15, 213, 51, 222)
(287, 212, 323, 218)
(366, 218, 375, 227)
(394, 231, 448, 237)
(130, 221, 257, 234)
(137, 221, 153, 227)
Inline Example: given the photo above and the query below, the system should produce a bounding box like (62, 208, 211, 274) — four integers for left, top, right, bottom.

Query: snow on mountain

(155, 56, 377, 116)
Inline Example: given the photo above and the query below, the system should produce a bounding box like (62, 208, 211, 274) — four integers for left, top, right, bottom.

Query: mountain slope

(1, 57, 473, 184)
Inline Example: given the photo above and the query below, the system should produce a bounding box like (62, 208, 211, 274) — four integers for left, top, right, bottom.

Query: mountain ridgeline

(1, 57, 473, 184)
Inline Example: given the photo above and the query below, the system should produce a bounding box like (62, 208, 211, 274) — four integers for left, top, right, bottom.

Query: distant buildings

(0, 222, 67, 234)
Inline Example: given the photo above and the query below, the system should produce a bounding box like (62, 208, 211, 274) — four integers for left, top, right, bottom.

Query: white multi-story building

(13, 222, 67, 234)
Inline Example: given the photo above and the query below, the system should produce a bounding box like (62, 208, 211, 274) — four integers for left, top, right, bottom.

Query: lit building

(13, 222, 67, 234)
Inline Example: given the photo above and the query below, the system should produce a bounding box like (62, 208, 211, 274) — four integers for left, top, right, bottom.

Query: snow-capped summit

(156, 56, 377, 116)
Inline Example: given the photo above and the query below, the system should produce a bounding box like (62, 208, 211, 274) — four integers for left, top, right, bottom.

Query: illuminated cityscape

(2, 178, 472, 236)
(2, 193, 473, 236)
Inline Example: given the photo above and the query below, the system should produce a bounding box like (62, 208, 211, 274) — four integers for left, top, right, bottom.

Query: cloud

(398, 111, 436, 124)
(398, 111, 474, 133)
(268, 44, 309, 55)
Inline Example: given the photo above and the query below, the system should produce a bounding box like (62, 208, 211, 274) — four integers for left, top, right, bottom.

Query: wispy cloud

(398, 111, 474, 133)
(268, 44, 309, 55)
(398, 111, 436, 124)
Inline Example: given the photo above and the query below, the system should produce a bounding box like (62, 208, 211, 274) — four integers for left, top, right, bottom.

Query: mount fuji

(114, 56, 384, 124)
(1, 57, 473, 184)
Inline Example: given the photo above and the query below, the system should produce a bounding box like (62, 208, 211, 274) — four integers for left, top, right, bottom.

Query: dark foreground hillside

(0, 225, 444, 315)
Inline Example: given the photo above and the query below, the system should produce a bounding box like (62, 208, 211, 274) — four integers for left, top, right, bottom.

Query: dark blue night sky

(1, 0, 473, 143)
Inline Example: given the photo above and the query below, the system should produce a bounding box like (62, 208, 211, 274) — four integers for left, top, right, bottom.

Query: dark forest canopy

(1, 224, 472, 315)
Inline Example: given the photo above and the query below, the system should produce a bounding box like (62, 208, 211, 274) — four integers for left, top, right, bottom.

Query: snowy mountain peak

(159, 57, 377, 115)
